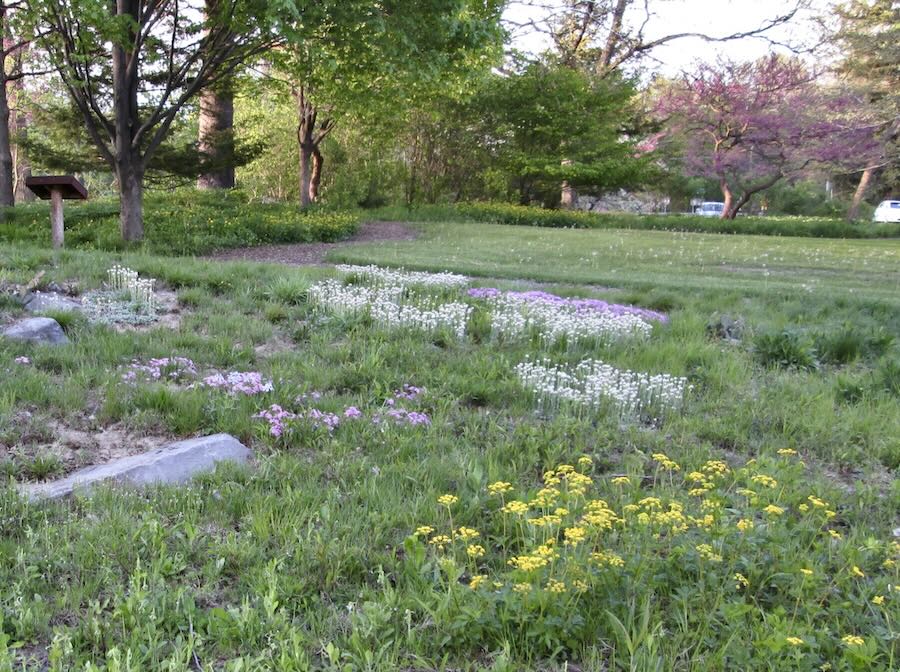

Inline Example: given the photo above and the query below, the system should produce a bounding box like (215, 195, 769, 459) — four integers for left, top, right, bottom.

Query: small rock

(24, 292, 82, 314)
(893, 527, 900, 538)
(2, 317, 69, 345)
(19, 433, 252, 501)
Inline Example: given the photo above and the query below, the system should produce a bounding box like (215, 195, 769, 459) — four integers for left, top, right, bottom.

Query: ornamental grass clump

(407, 452, 898, 665)
(515, 357, 689, 422)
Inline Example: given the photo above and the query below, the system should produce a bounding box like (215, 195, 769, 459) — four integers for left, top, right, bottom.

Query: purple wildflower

(201, 371, 273, 396)
(344, 406, 363, 419)
(14, 356, 30, 365)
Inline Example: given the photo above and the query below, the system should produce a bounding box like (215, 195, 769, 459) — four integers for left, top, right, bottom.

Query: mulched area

(207, 220, 418, 266)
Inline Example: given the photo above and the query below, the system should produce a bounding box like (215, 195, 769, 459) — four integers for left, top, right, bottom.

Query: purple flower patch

(200, 371, 274, 396)
(122, 357, 198, 384)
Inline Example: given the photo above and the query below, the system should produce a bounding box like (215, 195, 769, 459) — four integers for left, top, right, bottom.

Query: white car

(694, 202, 725, 217)
(873, 200, 900, 223)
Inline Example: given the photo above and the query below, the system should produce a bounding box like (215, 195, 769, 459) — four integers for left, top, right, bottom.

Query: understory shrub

(0, 190, 360, 255)
(753, 331, 818, 370)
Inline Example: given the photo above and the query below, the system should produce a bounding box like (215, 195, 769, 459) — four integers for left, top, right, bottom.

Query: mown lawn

(0, 222, 898, 671)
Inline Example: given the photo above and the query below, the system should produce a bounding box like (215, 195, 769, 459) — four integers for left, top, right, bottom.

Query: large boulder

(19, 433, 252, 501)
(2, 317, 69, 345)
(24, 292, 82, 314)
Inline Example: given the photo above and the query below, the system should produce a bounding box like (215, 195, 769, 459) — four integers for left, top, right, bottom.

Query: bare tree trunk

(310, 146, 324, 202)
(0, 8, 15, 207)
(296, 88, 315, 208)
(560, 159, 576, 209)
(11, 72, 32, 203)
(719, 178, 733, 219)
(113, 0, 144, 241)
(846, 167, 873, 221)
(197, 81, 235, 189)
(117, 158, 144, 241)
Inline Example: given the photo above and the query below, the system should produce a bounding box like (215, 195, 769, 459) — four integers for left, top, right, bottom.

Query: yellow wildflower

(763, 504, 784, 516)
(829, 529, 842, 540)
(591, 550, 625, 568)
(800, 568, 814, 577)
(872, 595, 885, 605)
(543, 471, 561, 486)
(415, 525, 434, 536)
(702, 460, 730, 475)
(437, 494, 458, 507)
(468, 575, 487, 590)
(466, 544, 485, 558)
(841, 635, 865, 647)
(736, 518, 755, 532)
(689, 488, 708, 497)
(751, 474, 778, 489)
(652, 453, 681, 471)
(500, 500, 529, 515)
(734, 573, 750, 589)
(429, 535, 451, 550)
(851, 566, 865, 578)
(686, 471, 708, 483)
(825, 510, 836, 519)
(777, 448, 797, 456)
(487, 481, 513, 496)
(556, 464, 575, 475)
(798, 504, 809, 512)
(883, 559, 896, 569)
(785, 637, 804, 646)
(513, 583, 531, 594)
(611, 476, 631, 486)
(546, 579, 567, 593)
(696, 544, 723, 562)
(572, 579, 589, 592)
(578, 456, 593, 468)
(564, 526, 587, 546)
(455, 527, 479, 541)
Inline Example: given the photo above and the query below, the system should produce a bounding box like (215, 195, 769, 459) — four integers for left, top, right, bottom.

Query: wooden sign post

(24, 175, 89, 250)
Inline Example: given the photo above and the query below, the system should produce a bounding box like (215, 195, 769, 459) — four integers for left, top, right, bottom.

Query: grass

(0, 190, 360, 256)
(0, 219, 898, 670)
(371, 202, 900, 239)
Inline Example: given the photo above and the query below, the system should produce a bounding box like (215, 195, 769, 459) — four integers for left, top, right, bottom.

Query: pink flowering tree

(658, 55, 879, 219)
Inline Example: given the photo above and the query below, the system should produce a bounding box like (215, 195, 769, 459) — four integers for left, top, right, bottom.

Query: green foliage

(753, 331, 818, 370)
(0, 190, 359, 255)
(420, 202, 900, 238)
(0, 220, 898, 667)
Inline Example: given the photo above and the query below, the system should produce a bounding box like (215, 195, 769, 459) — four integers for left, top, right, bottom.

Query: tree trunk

(846, 167, 873, 221)
(296, 88, 317, 208)
(117, 158, 144, 241)
(0, 8, 15, 207)
(310, 146, 324, 202)
(560, 159, 576, 209)
(113, 0, 144, 240)
(197, 81, 235, 189)
(719, 178, 734, 219)
(9, 33, 32, 202)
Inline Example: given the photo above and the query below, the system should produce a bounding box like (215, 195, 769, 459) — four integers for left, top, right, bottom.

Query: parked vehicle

(873, 200, 900, 223)
(694, 202, 725, 217)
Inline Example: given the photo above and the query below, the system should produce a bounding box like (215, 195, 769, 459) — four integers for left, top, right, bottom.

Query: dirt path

(207, 220, 418, 266)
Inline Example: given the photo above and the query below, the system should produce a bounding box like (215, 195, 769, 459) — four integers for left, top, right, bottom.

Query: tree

(197, 0, 235, 190)
(272, 0, 504, 207)
(658, 56, 875, 219)
(830, 0, 899, 220)
(0, 2, 45, 207)
(473, 61, 648, 205)
(506, 0, 810, 78)
(28, 0, 276, 240)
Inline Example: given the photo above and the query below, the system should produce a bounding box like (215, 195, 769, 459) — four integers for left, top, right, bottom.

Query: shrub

(815, 327, 865, 365)
(0, 189, 360, 255)
(391, 202, 900, 239)
(753, 330, 818, 370)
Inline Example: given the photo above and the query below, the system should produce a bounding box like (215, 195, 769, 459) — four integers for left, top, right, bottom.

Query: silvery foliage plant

(515, 357, 689, 423)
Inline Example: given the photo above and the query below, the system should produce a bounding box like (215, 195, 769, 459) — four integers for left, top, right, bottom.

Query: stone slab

(2, 317, 69, 345)
(19, 433, 251, 501)
(25, 292, 82, 314)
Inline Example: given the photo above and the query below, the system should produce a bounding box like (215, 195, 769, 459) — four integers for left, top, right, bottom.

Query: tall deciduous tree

(658, 56, 876, 219)
(274, 0, 503, 207)
(28, 0, 276, 240)
(831, 0, 899, 220)
(0, 1, 44, 207)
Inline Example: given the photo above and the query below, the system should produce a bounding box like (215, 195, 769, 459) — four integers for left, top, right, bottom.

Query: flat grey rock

(2, 317, 69, 345)
(25, 292, 82, 314)
(19, 433, 251, 501)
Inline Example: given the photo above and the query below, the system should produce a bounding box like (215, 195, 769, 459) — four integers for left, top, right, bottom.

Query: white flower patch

(335, 264, 469, 289)
(488, 295, 653, 346)
(308, 279, 471, 338)
(108, 265, 157, 311)
(515, 358, 689, 422)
